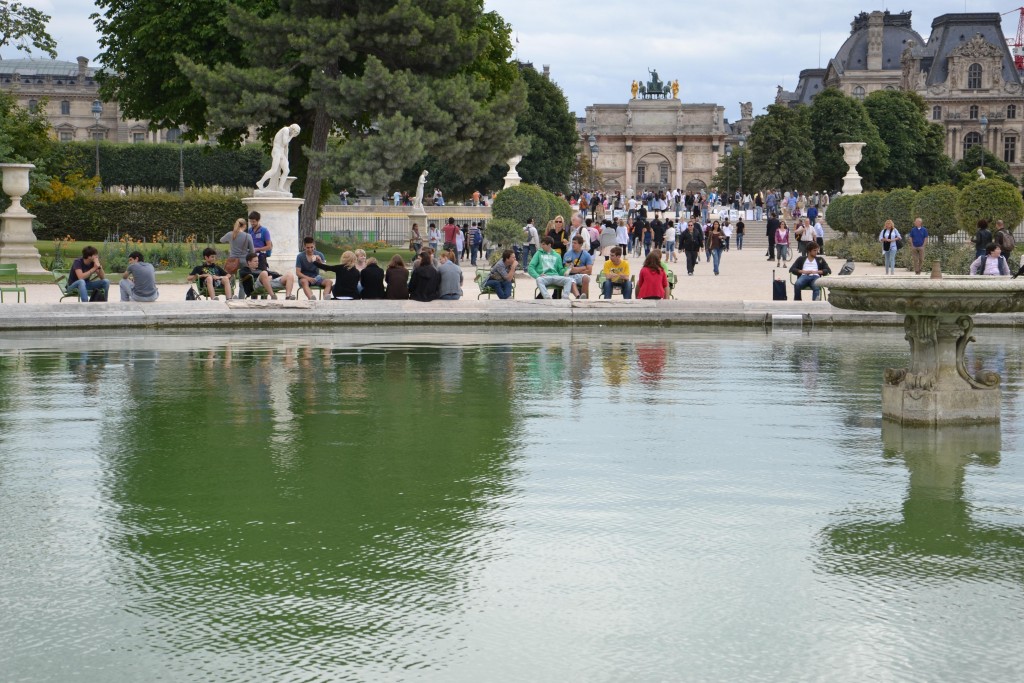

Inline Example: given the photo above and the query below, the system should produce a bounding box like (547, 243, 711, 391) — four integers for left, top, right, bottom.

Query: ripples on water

(1, 327, 1023, 682)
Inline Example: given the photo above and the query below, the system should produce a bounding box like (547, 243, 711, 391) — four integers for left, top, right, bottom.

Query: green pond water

(1, 327, 1023, 682)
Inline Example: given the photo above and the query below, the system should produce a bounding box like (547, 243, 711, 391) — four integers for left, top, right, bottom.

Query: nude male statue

(257, 124, 301, 192)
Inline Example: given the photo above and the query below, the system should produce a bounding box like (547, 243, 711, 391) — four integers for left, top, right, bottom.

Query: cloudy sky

(20, 0, 1023, 122)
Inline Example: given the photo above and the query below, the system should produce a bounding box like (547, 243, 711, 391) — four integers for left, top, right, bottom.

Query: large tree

(0, 1, 57, 57)
(808, 87, 888, 192)
(950, 145, 1018, 187)
(179, 0, 526, 237)
(863, 90, 950, 189)
(747, 104, 814, 191)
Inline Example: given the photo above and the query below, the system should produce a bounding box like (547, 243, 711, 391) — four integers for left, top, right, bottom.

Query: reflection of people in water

(636, 343, 668, 384)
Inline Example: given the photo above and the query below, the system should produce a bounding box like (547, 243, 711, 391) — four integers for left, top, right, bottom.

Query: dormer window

(968, 63, 982, 89)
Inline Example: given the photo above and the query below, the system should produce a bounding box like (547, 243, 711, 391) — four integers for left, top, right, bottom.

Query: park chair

(189, 278, 231, 301)
(664, 267, 677, 299)
(239, 272, 285, 299)
(533, 283, 566, 299)
(52, 271, 83, 303)
(789, 272, 829, 302)
(476, 267, 515, 299)
(595, 272, 636, 299)
(300, 282, 327, 300)
(0, 264, 27, 302)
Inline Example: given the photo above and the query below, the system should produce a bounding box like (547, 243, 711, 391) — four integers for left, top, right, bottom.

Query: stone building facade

(0, 57, 176, 143)
(581, 95, 750, 195)
(779, 11, 1024, 172)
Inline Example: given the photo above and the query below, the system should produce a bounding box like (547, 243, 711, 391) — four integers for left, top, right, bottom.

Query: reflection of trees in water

(817, 424, 1024, 583)
(93, 341, 521, 675)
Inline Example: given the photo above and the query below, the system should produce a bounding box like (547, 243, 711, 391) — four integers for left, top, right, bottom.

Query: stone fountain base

(882, 384, 999, 426)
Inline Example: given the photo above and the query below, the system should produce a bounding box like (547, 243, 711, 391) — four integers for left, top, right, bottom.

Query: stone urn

(0, 163, 45, 274)
(818, 274, 1024, 425)
(839, 142, 866, 195)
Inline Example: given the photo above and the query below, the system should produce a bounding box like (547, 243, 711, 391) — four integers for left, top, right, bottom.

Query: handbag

(224, 257, 241, 275)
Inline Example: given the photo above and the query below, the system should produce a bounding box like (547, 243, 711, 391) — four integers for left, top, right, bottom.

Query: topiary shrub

(492, 184, 549, 227)
(851, 191, 884, 235)
(546, 193, 573, 225)
(912, 184, 960, 242)
(824, 194, 857, 235)
(484, 218, 523, 252)
(879, 188, 916, 232)
(956, 178, 1024, 234)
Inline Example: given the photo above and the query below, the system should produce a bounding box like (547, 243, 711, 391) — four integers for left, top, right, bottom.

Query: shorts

(303, 274, 326, 286)
(567, 273, 588, 287)
(269, 277, 287, 290)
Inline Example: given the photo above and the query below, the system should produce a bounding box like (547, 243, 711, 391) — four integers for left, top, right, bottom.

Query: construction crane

(1003, 7, 1024, 72)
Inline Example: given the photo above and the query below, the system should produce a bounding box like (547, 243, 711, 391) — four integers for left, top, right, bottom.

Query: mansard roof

(831, 11, 926, 75)
(0, 58, 97, 79)
(922, 13, 1021, 86)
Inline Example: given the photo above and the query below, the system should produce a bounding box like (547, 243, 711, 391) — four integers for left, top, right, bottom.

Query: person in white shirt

(522, 218, 540, 265)
(568, 213, 591, 252)
(813, 218, 825, 253)
(615, 218, 629, 255)
(721, 220, 733, 251)
(970, 243, 1010, 275)
(878, 219, 902, 275)
(663, 222, 678, 262)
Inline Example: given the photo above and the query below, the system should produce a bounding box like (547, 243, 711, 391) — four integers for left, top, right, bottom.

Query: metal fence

(315, 208, 492, 245)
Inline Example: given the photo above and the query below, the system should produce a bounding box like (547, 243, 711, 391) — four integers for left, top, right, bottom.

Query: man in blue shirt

(562, 235, 593, 299)
(909, 217, 929, 275)
(247, 211, 273, 269)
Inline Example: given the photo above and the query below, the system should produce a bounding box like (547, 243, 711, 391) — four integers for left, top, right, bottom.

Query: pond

(1, 327, 1023, 682)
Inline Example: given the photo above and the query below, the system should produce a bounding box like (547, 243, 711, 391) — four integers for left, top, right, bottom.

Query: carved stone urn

(818, 275, 1024, 425)
(0, 163, 45, 274)
(839, 142, 866, 195)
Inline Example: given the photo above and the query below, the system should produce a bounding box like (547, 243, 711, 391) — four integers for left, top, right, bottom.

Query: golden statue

(671, 79, 679, 99)
(631, 80, 639, 99)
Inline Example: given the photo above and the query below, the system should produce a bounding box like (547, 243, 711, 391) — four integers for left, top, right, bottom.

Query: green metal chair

(52, 271, 82, 303)
(0, 263, 27, 302)
(476, 267, 516, 299)
(664, 267, 677, 299)
(595, 272, 635, 298)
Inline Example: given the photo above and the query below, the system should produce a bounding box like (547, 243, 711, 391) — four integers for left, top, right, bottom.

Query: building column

(951, 127, 959, 160)
(675, 142, 683, 191)
(625, 141, 633, 196)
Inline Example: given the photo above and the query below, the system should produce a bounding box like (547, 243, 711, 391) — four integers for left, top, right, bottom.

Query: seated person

(239, 252, 296, 299)
(119, 251, 160, 302)
(437, 249, 463, 300)
(385, 254, 410, 299)
(484, 249, 517, 299)
(527, 236, 578, 299)
(188, 247, 233, 299)
(601, 247, 632, 299)
(562, 235, 593, 299)
(409, 250, 441, 302)
(788, 242, 831, 301)
(316, 250, 361, 299)
(359, 257, 386, 299)
(970, 243, 1010, 276)
(295, 237, 333, 299)
(67, 245, 110, 302)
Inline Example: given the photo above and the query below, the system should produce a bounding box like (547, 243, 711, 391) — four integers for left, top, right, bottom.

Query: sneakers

(285, 294, 297, 300)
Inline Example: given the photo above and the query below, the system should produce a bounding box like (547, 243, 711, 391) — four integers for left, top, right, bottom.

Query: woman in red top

(637, 250, 669, 299)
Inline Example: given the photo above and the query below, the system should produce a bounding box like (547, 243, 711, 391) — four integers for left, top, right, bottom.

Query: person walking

(766, 212, 779, 262)
(879, 219, 901, 275)
(774, 220, 791, 267)
(708, 220, 725, 275)
(908, 217, 929, 275)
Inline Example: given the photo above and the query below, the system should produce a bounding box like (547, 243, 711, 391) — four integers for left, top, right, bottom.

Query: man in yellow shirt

(601, 247, 632, 299)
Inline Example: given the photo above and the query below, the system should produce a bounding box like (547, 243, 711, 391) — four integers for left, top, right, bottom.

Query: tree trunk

(299, 103, 331, 239)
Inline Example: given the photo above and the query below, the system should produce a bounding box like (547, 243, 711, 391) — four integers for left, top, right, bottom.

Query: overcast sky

(20, 0, 1023, 122)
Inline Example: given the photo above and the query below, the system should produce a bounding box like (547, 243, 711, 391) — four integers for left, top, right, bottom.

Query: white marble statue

(257, 124, 301, 192)
(977, 168, 987, 180)
(413, 169, 429, 211)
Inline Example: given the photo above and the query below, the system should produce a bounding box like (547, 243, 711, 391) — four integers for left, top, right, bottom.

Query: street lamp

(737, 134, 746, 205)
(177, 126, 186, 196)
(725, 143, 732, 200)
(91, 100, 102, 193)
(587, 134, 599, 190)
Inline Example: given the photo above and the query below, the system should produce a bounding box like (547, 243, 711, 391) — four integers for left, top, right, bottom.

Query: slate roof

(921, 13, 1022, 86)
(0, 58, 96, 79)
(830, 12, 926, 75)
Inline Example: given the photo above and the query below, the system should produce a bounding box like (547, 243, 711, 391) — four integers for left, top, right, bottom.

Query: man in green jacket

(528, 237, 579, 299)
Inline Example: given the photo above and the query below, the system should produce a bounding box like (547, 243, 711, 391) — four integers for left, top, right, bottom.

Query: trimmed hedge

(851, 191, 884, 235)
(956, 178, 1024, 234)
(493, 183, 571, 228)
(912, 184, 960, 239)
(32, 193, 248, 242)
(878, 188, 916, 232)
(48, 142, 270, 191)
(824, 194, 856, 235)
(485, 218, 522, 251)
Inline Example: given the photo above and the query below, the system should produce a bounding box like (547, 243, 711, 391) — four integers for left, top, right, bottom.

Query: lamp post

(979, 113, 989, 171)
(91, 100, 102, 193)
(587, 134, 599, 190)
(725, 143, 732, 200)
(737, 134, 746, 203)
(177, 127, 186, 196)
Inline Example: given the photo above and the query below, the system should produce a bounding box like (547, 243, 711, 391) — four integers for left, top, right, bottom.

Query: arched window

(27, 99, 37, 112)
(969, 105, 979, 120)
(933, 105, 942, 120)
(968, 63, 982, 89)
(60, 100, 70, 115)
(659, 162, 670, 185)
(852, 86, 865, 101)
(1009, 104, 1018, 119)
(636, 163, 646, 185)
(964, 132, 982, 151)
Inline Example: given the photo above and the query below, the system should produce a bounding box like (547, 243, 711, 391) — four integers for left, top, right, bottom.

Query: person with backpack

(908, 217, 929, 275)
(994, 219, 1015, 266)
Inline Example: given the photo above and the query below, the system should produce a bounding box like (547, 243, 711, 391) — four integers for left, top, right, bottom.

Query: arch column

(625, 141, 633, 196)
(675, 141, 683, 191)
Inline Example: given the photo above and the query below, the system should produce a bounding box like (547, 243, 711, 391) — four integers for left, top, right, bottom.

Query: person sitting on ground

(970, 243, 1010, 276)
(119, 251, 160, 302)
(484, 249, 517, 299)
(67, 245, 110, 302)
(637, 250, 669, 299)
(239, 252, 296, 299)
(359, 257, 386, 299)
(437, 249, 464, 300)
(295, 236, 333, 300)
(409, 249, 441, 302)
(528, 236, 579, 299)
(316, 250, 361, 299)
(601, 247, 632, 299)
(788, 242, 831, 301)
(188, 247, 233, 299)
(385, 254, 410, 300)
(562, 235, 593, 299)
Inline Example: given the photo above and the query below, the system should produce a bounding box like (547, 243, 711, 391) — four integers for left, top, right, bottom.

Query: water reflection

(818, 423, 1024, 581)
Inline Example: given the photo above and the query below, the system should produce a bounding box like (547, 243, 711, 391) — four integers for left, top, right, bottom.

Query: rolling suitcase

(772, 269, 787, 301)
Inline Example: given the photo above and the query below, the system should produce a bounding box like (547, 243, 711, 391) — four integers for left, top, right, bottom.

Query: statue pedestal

(243, 195, 304, 276)
(503, 172, 521, 189)
(0, 163, 45, 274)
(408, 212, 427, 248)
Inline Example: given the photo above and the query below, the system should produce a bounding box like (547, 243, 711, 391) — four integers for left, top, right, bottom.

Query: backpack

(998, 229, 1016, 252)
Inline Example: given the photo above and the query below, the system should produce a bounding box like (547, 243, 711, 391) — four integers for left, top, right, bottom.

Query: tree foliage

(710, 146, 750, 195)
(878, 188, 917, 232)
(807, 88, 888, 192)
(0, 1, 57, 58)
(912, 184, 960, 239)
(956, 178, 1024, 234)
(824, 194, 857, 235)
(492, 183, 566, 227)
(747, 104, 813, 191)
(484, 218, 521, 251)
(851, 191, 885, 235)
(178, 0, 527, 238)
(0, 90, 53, 210)
(950, 146, 1018, 188)
(863, 90, 950, 189)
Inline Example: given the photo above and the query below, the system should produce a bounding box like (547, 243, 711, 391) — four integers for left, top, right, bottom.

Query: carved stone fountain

(819, 275, 1024, 425)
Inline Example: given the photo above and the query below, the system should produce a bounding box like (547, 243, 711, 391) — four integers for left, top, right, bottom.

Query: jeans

(119, 279, 158, 302)
(484, 278, 512, 299)
(602, 279, 632, 299)
(522, 244, 536, 266)
(711, 247, 723, 274)
(470, 241, 481, 266)
(67, 278, 109, 302)
(794, 274, 821, 301)
(776, 244, 789, 263)
(884, 247, 897, 273)
(685, 249, 699, 274)
(439, 293, 461, 300)
(643, 241, 651, 256)
(535, 275, 573, 299)
(736, 233, 744, 250)
(755, 207, 762, 221)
